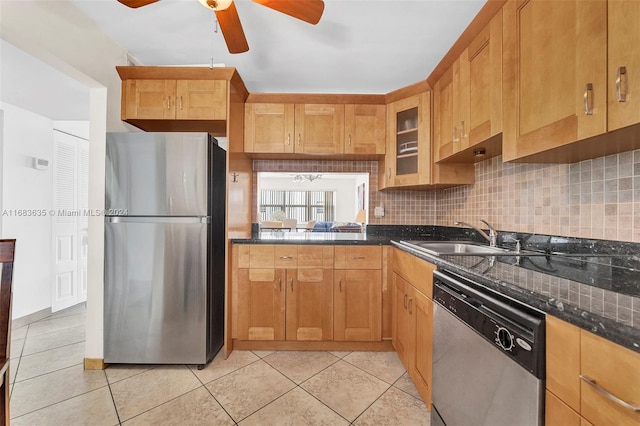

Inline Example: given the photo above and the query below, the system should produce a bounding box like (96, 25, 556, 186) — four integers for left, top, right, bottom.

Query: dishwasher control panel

(433, 270, 545, 379)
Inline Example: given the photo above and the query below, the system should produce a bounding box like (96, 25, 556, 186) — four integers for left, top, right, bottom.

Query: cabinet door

(546, 390, 581, 426)
(123, 79, 176, 120)
(334, 270, 382, 342)
(237, 269, 285, 340)
(175, 80, 227, 120)
(433, 61, 460, 161)
(393, 274, 413, 369)
(580, 330, 640, 426)
(388, 93, 431, 187)
(344, 104, 386, 155)
(461, 9, 502, 149)
(244, 103, 295, 153)
(546, 315, 581, 412)
(608, 0, 640, 131)
(285, 268, 333, 341)
(295, 104, 345, 154)
(410, 288, 432, 407)
(379, 106, 397, 189)
(503, 0, 607, 161)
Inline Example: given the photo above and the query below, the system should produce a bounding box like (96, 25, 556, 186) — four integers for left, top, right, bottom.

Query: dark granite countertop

(391, 241, 640, 354)
(232, 224, 640, 353)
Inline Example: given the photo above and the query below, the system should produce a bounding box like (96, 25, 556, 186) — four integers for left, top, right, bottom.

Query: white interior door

(52, 130, 83, 312)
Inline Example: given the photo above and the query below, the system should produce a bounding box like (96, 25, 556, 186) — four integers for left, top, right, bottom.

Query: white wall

(0, 103, 54, 319)
(259, 174, 368, 223)
(1, 0, 130, 358)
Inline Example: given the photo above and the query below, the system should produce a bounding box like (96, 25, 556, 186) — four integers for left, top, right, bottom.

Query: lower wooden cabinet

(237, 268, 333, 341)
(237, 268, 285, 341)
(334, 269, 381, 341)
(392, 248, 436, 408)
(233, 244, 384, 345)
(546, 315, 640, 426)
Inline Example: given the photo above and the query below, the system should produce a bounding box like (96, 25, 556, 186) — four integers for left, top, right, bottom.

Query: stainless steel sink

(399, 240, 514, 256)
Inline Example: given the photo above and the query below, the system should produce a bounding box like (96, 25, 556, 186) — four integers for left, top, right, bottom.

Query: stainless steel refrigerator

(104, 132, 225, 366)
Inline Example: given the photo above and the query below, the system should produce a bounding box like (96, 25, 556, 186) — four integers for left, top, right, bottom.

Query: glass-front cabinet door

(387, 92, 431, 188)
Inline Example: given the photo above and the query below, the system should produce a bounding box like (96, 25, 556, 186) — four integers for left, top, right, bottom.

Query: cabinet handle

(287, 134, 291, 145)
(279, 256, 293, 260)
(279, 278, 282, 292)
(298, 134, 301, 146)
(403, 293, 408, 309)
(351, 256, 365, 260)
(583, 83, 594, 115)
(339, 280, 342, 292)
(452, 125, 459, 143)
(179, 96, 183, 110)
(580, 375, 640, 412)
(616, 66, 628, 102)
(167, 96, 171, 110)
(290, 279, 293, 292)
(408, 298, 413, 314)
(348, 135, 352, 146)
(388, 168, 391, 180)
(460, 121, 467, 138)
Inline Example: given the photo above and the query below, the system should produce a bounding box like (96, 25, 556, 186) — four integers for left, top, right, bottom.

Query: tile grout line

(348, 382, 395, 425)
(19, 335, 86, 359)
(104, 369, 124, 426)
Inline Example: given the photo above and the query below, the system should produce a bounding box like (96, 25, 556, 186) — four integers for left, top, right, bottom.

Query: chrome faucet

(455, 220, 498, 247)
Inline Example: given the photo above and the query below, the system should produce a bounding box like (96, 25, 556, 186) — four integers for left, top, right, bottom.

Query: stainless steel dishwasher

(431, 270, 545, 426)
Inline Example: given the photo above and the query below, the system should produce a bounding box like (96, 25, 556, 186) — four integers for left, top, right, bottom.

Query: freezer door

(104, 218, 209, 364)
(106, 132, 209, 216)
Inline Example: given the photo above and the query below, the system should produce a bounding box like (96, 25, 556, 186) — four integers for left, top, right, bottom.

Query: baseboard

(84, 358, 108, 370)
(12, 308, 51, 329)
(232, 340, 394, 352)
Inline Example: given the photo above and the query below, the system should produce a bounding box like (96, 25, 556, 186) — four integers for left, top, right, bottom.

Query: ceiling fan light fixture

(199, 0, 232, 11)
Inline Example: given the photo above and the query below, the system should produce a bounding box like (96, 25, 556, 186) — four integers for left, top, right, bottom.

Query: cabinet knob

(584, 83, 594, 115)
(616, 66, 628, 102)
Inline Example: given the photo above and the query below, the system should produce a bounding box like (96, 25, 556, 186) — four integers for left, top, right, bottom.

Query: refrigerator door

(105, 132, 209, 216)
(104, 217, 209, 364)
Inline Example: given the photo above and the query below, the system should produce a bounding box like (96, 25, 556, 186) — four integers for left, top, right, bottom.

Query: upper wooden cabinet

(123, 79, 227, 121)
(116, 66, 249, 136)
(244, 101, 385, 156)
(381, 88, 474, 190)
(502, 0, 608, 162)
(383, 92, 431, 188)
(607, 0, 640, 132)
(434, 10, 503, 163)
(344, 104, 386, 155)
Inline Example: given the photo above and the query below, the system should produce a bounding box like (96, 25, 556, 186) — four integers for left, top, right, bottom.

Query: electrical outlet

(374, 206, 385, 218)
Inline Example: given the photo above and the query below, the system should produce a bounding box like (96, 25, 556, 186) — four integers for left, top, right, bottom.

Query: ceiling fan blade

(117, 0, 159, 8)
(253, 0, 325, 25)
(216, 1, 249, 54)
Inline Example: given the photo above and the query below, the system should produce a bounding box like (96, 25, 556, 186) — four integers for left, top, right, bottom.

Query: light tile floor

(9, 304, 430, 425)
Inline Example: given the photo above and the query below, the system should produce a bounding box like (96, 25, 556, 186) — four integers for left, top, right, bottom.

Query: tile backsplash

(252, 148, 640, 243)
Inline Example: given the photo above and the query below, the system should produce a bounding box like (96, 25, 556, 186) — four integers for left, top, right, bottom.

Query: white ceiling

(0, 0, 485, 121)
(71, 0, 486, 94)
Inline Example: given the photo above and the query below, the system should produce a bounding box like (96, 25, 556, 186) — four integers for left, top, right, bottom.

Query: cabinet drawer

(297, 245, 334, 269)
(392, 248, 435, 299)
(580, 331, 640, 426)
(334, 246, 382, 270)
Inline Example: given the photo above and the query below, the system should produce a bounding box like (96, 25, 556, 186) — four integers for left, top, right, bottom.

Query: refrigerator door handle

(106, 216, 210, 224)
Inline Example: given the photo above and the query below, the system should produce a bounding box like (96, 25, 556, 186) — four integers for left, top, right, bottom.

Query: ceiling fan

(117, 0, 325, 54)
